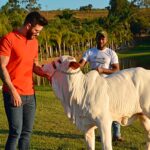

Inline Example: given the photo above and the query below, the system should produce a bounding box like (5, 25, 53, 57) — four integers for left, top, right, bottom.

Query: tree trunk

(58, 44, 61, 56)
(49, 46, 53, 57)
(55, 47, 58, 57)
(63, 42, 66, 55)
(39, 45, 43, 62)
(45, 41, 49, 60)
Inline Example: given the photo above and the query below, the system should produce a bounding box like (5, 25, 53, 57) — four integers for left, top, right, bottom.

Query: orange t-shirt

(0, 31, 38, 95)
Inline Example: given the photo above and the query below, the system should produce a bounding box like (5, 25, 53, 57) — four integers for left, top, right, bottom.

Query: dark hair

(24, 11, 48, 27)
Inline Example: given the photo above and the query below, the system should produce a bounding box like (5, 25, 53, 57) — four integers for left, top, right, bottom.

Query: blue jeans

(112, 121, 121, 138)
(3, 92, 36, 150)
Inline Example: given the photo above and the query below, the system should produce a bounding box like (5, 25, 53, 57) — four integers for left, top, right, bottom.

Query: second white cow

(43, 55, 150, 150)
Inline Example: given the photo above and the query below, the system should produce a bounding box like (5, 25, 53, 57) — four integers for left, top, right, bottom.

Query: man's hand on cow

(43, 72, 51, 80)
(96, 67, 104, 74)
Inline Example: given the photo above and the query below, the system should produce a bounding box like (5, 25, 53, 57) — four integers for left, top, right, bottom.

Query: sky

(0, 0, 110, 10)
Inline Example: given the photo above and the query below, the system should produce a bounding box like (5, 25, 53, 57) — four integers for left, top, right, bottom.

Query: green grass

(0, 86, 148, 150)
(118, 38, 150, 69)
(118, 39, 150, 58)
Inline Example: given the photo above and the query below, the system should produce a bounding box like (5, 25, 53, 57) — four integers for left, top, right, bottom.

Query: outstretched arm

(79, 59, 87, 68)
(33, 58, 50, 80)
(96, 63, 120, 75)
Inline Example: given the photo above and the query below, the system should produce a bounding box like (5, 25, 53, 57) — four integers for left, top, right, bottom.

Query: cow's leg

(97, 117, 113, 150)
(84, 126, 97, 150)
(139, 114, 150, 150)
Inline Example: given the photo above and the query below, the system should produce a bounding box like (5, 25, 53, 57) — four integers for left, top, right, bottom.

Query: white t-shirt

(82, 47, 119, 76)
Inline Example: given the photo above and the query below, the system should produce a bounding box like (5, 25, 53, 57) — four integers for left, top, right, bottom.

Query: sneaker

(112, 136, 124, 142)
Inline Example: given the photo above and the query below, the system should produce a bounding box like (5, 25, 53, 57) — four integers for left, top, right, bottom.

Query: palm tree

(61, 30, 70, 55)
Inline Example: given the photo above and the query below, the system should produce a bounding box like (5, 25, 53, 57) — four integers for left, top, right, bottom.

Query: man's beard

(26, 30, 37, 40)
(97, 43, 106, 50)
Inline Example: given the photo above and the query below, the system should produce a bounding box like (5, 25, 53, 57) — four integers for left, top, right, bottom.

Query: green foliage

(25, 0, 41, 11)
(9, 10, 24, 28)
(132, 0, 150, 8)
(107, 0, 134, 27)
(0, 1, 150, 58)
(8, 0, 21, 9)
(57, 9, 74, 20)
(109, 0, 130, 18)
(0, 13, 12, 36)
(130, 15, 150, 35)
(79, 4, 93, 11)
(8, 0, 41, 11)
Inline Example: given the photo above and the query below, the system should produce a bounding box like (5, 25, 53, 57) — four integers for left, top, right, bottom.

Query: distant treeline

(0, 0, 150, 61)
(1, 0, 150, 85)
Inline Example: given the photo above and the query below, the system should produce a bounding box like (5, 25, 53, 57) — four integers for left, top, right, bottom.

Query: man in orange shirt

(0, 11, 49, 150)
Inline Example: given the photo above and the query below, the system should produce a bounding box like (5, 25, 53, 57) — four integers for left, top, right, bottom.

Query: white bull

(43, 55, 150, 150)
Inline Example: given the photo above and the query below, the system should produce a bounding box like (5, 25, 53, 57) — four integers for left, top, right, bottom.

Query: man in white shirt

(79, 30, 123, 142)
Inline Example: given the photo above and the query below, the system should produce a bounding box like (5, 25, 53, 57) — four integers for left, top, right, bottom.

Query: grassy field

(0, 86, 147, 150)
(0, 38, 150, 149)
(118, 37, 150, 69)
(40, 9, 108, 20)
(40, 8, 150, 21)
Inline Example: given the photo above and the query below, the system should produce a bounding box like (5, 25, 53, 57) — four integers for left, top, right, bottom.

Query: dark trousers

(3, 92, 36, 150)
(112, 121, 121, 138)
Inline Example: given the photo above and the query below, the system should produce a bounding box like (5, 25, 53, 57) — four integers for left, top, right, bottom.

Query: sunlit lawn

(118, 38, 150, 69)
(0, 86, 147, 150)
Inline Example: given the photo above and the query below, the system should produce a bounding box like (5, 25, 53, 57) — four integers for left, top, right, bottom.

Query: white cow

(42, 55, 150, 150)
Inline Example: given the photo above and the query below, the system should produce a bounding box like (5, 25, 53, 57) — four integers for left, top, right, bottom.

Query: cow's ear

(69, 62, 80, 70)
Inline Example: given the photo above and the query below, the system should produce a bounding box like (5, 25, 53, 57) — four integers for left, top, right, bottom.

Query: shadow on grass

(33, 130, 84, 139)
(0, 129, 146, 149)
(33, 130, 146, 150)
(1, 129, 84, 139)
(113, 141, 139, 150)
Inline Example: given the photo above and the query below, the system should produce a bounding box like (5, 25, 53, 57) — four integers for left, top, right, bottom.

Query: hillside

(40, 9, 108, 20)
(40, 8, 150, 20)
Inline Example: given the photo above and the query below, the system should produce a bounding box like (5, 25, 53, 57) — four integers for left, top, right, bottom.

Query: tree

(58, 9, 74, 20)
(108, 0, 131, 20)
(8, 0, 20, 9)
(0, 13, 12, 36)
(131, 0, 150, 8)
(79, 4, 93, 11)
(102, 0, 136, 49)
(8, 0, 41, 11)
(24, 0, 41, 11)
(1, 2, 12, 14)
(130, 15, 150, 35)
(8, 10, 25, 28)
